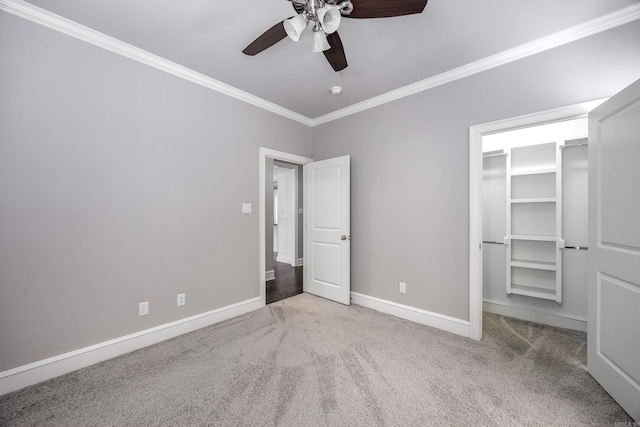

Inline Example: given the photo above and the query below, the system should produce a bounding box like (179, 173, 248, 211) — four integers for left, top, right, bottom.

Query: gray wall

(311, 20, 640, 321)
(0, 13, 312, 371)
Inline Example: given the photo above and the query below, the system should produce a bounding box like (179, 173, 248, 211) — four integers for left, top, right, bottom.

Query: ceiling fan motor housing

(294, 0, 353, 18)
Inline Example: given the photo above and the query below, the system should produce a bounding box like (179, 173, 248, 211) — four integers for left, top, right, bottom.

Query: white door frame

(259, 148, 313, 307)
(468, 99, 605, 340)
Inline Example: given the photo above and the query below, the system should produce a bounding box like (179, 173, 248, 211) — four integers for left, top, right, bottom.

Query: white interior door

(588, 79, 640, 422)
(305, 156, 350, 305)
(275, 169, 295, 266)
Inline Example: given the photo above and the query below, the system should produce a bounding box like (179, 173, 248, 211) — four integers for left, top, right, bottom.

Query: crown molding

(310, 2, 640, 126)
(0, 0, 313, 127)
(1, 0, 638, 128)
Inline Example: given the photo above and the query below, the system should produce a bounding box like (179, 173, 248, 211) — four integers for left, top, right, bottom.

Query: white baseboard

(0, 297, 262, 396)
(265, 270, 275, 281)
(351, 292, 470, 338)
(294, 258, 304, 267)
(483, 299, 587, 332)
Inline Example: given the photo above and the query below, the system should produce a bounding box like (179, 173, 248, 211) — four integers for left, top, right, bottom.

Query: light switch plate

(242, 203, 252, 213)
(139, 301, 149, 316)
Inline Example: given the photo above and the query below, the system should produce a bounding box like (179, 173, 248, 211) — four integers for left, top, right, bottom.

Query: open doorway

(268, 161, 304, 304)
(481, 118, 588, 331)
(258, 148, 313, 307)
(468, 100, 605, 339)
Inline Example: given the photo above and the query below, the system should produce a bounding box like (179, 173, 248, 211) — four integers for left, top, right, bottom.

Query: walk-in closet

(482, 118, 589, 331)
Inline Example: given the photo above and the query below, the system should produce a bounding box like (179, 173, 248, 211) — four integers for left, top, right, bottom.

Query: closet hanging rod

(483, 152, 508, 158)
(559, 142, 588, 150)
(562, 246, 589, 250)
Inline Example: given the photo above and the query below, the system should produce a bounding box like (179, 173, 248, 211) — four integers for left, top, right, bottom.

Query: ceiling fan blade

(347, 0, 428, 18)
(323, 32, 348, 72)
(242, 19, 291, 56)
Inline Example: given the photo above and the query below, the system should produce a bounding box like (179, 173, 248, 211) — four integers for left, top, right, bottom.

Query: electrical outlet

(399, 282, 407, 294)
(177, 293, 186, 307)
(139, 301, 149, 316)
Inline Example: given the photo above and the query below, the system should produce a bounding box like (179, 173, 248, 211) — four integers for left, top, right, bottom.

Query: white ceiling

(19, 0, 640, 119)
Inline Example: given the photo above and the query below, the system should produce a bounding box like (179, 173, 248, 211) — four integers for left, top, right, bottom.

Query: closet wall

(482, 118, 589, 331)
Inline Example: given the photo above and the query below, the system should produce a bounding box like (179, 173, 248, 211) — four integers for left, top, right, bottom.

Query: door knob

(341, 235, 347, 240)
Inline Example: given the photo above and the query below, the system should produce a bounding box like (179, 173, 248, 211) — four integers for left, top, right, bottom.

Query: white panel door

(275, 169, 295, 266)
(588, 79, 640, 422)
(305, 156, 350, 305)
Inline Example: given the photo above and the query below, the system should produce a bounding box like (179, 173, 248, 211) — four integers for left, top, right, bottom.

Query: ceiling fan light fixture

(284, 14, 309, 42)
(312, 28, 331, 52)
(317, 6, 341, 34)
(336, 0, 354, 15)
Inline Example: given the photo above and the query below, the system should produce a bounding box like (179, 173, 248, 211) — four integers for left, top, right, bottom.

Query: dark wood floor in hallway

(266, 258, 303, 304)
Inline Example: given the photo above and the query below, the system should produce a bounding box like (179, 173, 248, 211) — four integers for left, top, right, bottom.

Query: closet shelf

(510, 197, 556, 204)
(510, 167, 556, 176)
(510, 234, 556, 242)
(504, 141, 562, 303)
(511, 259, 556, 271)
(509, 286, 557, 301)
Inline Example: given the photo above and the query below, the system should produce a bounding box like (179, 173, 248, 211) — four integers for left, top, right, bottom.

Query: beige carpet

(0, 293, 632, 426)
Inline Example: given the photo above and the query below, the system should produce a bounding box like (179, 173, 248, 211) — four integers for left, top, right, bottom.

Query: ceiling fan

(242, 0, 429, 72)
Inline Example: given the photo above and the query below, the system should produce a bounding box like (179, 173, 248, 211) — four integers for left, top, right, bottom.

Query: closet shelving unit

(506, 141, 563, 302)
